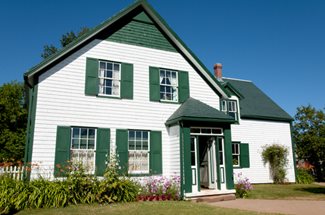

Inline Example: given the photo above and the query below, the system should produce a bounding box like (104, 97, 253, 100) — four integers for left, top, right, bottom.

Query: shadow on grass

(295, 187, 325, 194)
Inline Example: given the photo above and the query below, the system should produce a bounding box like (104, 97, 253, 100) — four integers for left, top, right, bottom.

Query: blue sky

(0, 0, 324, 116)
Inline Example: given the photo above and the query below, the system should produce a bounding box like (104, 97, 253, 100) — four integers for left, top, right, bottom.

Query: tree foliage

(41, 27, 90, 59)
(0, 82, 27, 162)
(261, 144, 289, 184)
(293, 105, 325, 180)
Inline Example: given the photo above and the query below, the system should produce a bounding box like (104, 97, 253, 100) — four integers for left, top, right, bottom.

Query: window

(98, 61, 121, 96)
(70, 127, 96, 174)
(160, 69, 178, 102)
(221, 99, 238, 121)
(128, 130, 149, 174)
(232, 143, 240, 167)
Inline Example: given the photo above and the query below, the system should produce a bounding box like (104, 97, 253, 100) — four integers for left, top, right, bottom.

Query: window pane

(88, 139, 95, 149)
(113, 70, 119, 79)
(190, 128, 200, 133)
(80, 139, 87, 149)
(142, 140, 148, 150)
(107, 63, 112, 70)
(191, 139, 195, 151)
(129, 140, 135, 150)
(88, 129, 95, 139)
(212, 128, 222, 134)
(81, 128, 88, 139)
(142, 132, 148, 140)
(100, 62, 105, 70)
(136, 131, 142, 141)
(136, 141, 142, 150)
(72, 139, 79, 149)
(233, 155, 239, 165)
(113, 64, 119, 71)
(191, 152, 196, 166)
(129, 131, 135, 140)
(72, 128, 80, 138)
(202, 128, 211, 134)
(141, 153, 149, 171)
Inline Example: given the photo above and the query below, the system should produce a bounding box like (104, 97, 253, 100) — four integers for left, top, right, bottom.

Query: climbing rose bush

(234, 172, 253, 198)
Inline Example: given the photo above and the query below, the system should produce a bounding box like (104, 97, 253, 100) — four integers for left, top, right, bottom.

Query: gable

(24, 0, 229, 98)
(107, 12, 177, 52)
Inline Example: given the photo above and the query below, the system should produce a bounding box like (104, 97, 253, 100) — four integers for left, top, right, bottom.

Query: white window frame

(221, 99, 238, 121)
(70, 127, 97, 174)
(190, 127, 223, 136)
(232, 142, 240, 167)
(159, 69, 178, 102)
(128, 130, 150, 174)
(98, 60, 121, 97)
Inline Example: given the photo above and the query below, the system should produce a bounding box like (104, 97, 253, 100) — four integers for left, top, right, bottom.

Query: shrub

(296, 168, 315, 184)
(137, 175, 181, 200)
(0, 158, 140, 214)
(234, 173, 253, 198)
(261, 144, 288, 184)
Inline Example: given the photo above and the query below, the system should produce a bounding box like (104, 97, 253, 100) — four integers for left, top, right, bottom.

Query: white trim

(223, 77, 252, 82)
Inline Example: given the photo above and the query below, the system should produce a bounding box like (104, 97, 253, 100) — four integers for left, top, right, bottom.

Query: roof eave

(166, 116, 236, 126)
(241, 115, 293, 122)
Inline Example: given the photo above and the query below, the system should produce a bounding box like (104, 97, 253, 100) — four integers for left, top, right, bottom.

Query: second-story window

(221, 99, 239, 121)
(98, 61, 121, 96)
(160, 69, 178, 102)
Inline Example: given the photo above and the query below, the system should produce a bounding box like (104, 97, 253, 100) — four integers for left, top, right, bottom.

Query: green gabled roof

(24, 0, 229, 98)
(223, 78, 293, 122)
(166, 97, 235, 125)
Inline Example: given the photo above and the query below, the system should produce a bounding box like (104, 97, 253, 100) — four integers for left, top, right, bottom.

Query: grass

(248, 183, 325, 200)
(17, 201, 274, 215)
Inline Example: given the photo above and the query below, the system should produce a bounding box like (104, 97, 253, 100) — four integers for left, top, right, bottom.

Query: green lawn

(17, 201, 273, 215)
(248, 183, 325, 200)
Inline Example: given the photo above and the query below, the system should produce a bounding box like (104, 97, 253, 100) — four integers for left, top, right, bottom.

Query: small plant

(234, 172, 253, 198)
(261, 144, 288, 184)
(296, 168, 315, 184)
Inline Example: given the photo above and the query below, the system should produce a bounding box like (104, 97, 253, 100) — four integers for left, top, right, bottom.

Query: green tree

(41, 27, 90, 59)
(0, 81, 27, 162)
(293, 105, 325, 180)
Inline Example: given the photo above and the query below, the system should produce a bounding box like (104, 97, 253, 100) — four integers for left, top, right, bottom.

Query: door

(190, 136, 198, 192)
(207, 138, 217, 189)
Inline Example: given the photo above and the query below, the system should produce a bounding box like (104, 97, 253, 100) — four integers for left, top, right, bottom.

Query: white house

(23, 0, 296, 198)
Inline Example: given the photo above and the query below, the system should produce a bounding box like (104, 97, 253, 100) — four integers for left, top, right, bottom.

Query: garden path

(209, 199, 325, 215)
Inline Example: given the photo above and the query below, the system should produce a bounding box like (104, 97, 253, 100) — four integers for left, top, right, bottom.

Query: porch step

(191, 194, 236, 203)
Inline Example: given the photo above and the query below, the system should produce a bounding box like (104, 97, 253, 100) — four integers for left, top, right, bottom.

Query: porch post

(224, 125, 234, 189)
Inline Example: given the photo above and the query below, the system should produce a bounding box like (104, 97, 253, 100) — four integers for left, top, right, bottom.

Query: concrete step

(191, 194, 236, 203)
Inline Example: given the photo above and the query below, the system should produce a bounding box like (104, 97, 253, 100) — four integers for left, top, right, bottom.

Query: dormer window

(221, 99, 238, 121)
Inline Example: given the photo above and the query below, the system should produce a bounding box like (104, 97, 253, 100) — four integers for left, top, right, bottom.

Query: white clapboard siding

(231, 119, 295, 183)
(31, 40, 220, 179)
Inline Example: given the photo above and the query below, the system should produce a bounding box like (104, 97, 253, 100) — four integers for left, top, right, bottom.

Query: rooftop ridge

(223, 77, 252, 82)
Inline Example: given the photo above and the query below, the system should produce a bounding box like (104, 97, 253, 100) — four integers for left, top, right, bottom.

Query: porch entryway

(189, 128, 227, 197)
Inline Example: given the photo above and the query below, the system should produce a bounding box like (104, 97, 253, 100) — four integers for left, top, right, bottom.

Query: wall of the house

(231, 119, 295, 183)
(30, 39, 219, 179)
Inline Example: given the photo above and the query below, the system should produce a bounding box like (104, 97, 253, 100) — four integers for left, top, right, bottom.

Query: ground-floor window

(232, 142, 240, 167)
(70, 127, 96, 174)
(128, 130, 150, 174)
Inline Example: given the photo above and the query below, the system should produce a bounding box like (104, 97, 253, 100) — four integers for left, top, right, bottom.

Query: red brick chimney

(214, 63, 223, 79)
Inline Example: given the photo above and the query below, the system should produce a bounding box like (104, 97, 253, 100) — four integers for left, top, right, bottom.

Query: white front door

(191, 137, 198, 192)
(207, 138, 217, 189)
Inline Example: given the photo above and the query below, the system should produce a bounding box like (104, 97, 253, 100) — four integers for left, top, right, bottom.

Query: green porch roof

(166, 97, 235, 125)
(223, 78, 293, 122)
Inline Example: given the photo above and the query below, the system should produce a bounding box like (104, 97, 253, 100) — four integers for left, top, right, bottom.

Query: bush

(137, 175, 181, 200)
(261, 144, 288, 184)
(296, 168, 315, 184)
(0, 160, 139, 214)
(234, 173, 253, 198)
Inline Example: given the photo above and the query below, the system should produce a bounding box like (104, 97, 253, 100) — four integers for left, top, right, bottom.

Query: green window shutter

(116, 129, 128, 175)
(178, 71, 189, 103)
(150, 131, 162, 175)
(54, 126, 71, 177)
(121, 63, 133, 99)
(95, 128, 110, 176)
(149, 66, 160, 101)
(240, 143, 250, 168)
(85, 58, 98, 95)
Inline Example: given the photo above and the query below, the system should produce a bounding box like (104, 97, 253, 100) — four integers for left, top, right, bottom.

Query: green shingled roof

(223, 78, 293, 122)
(166, 97, 235, 125)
